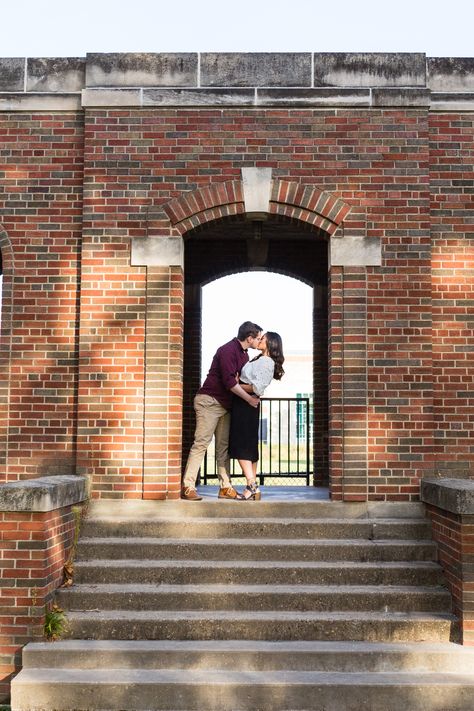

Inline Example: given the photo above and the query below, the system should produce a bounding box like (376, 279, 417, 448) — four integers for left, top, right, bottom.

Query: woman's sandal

(241, 481, 261, 501)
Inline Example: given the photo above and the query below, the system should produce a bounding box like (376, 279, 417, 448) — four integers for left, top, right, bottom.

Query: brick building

(0, 52, 473, 501)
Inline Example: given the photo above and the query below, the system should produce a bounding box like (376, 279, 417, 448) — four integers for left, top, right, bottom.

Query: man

(181, 321, 262, 500)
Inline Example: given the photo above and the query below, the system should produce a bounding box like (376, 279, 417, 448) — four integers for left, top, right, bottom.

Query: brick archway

(137, 175, 376, 501)
(0, 227, 14, 481)
(163, 178, 351, 236)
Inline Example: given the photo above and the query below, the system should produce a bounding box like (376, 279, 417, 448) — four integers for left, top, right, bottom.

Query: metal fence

(202, 397, 312, 486)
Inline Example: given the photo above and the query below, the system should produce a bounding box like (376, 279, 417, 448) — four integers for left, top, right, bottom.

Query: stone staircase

(11, 498, 474, 710)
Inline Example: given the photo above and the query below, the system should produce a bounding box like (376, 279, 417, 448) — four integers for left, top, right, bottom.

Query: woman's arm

(247, 357, 275, 397)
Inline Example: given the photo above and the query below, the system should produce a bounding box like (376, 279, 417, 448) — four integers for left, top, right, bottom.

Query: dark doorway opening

(181, 216, 329, 489)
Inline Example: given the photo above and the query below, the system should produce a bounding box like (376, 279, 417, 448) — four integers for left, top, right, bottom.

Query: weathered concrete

(0, 57, 24, 91)
(201, 52, 312, 87)
(26, 57, 85, 92)
(313, 52, 426, 87)
(242, 167, 273, 216)
(0, 475, 87, 512)
(22, 639, 474, 673)
(330, 235, 382, 267)
(12, 667, 474, 711)
(2, 53, 474, 109)
(421, 478, 474, 515)
(85, 52, 198, 87)
(131, 235, 184, 267)
(427, 57, 474, 91)
(0, 93, 81, 110)
(143, 87, 255, 106)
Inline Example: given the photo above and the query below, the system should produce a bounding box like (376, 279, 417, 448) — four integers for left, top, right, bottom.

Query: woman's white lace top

(240, 356, 274, 397)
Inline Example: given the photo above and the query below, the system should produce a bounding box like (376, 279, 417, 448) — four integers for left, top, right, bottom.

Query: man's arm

(230, 383, 260, 408)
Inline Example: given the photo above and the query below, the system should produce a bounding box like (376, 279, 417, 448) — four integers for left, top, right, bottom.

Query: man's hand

(230, 383, 260, 406)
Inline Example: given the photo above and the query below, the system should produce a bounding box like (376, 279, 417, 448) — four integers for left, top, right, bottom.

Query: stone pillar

(0, 476, 87, 701)
(329, 235, 381, 501)
(131, 236, 184, 499)
(421, 478, 474, 645)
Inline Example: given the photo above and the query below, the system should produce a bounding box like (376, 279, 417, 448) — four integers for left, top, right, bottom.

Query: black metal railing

(202, 397, 312, 485)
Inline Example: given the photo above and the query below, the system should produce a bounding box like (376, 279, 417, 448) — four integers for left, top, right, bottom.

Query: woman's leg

(238, 459, 255, 486)
(238, 459, 261, 500)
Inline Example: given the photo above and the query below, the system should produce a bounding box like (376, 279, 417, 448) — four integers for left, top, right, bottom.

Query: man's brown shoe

(181, 486, 202, 501)
(218, 486, 242, 500)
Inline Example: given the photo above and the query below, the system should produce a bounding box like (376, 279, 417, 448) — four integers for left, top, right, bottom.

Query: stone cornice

(0, 53, 473, 110)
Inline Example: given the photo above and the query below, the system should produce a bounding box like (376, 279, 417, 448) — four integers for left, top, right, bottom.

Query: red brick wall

(0, 504, 80, 700)
(430, 113, 474, 479)
(1, 105, 473, 498)
(0, 111, 84, 482)
(425, 503, 474, 645)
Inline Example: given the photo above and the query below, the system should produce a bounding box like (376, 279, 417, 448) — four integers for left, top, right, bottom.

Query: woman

(229, 332, 285, 500)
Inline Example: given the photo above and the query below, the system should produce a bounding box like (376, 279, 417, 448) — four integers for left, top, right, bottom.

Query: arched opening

(181, 214, 329, 495)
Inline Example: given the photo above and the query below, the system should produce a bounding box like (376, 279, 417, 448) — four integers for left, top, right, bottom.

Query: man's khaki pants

(182, 394, 232, 489)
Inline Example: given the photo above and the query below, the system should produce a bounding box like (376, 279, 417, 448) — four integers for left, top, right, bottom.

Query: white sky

(1, 0, 473, 57)
(202, 272, 312, 363)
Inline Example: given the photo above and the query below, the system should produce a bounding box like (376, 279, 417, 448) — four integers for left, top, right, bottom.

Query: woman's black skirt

(228, 395, 260, 462)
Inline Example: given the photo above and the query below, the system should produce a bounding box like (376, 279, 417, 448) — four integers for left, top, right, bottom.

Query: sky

(202, 272, 313, 361)
(1, 0, 473, 57)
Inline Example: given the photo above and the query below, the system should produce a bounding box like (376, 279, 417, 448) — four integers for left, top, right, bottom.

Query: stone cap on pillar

(0, 475, 88, 512)
(421, 477, 474, 515)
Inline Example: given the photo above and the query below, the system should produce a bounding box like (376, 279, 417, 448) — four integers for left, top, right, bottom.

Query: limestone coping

(421, 478, 474, 515)
(0, 475, 88, 513)
(0, 54, 473, 110)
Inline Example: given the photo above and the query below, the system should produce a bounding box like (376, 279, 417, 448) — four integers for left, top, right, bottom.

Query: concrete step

(73, 558, 444, 586)
(62, 609, 457, 643)
(57, 583, 451, 613)
(21, 639, 474, 673)
(80, 516, 432, 541)
(12, 667, 474, 711)
(76, 536, 437, 562)
(85, 498, 427, 520)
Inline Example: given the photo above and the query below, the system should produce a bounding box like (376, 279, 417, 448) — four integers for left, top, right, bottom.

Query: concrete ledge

(1, 54, 474, 110)
(0, 475, 87, 512)
(256, 88, 370, 107)
(0, 93, 82, 111)
(429, 92, 474, 111)
(82, 88, 141, 107)
(421, 478, 474, 515)
(372, 88, 431, 107)
(143, 88, 255, 106)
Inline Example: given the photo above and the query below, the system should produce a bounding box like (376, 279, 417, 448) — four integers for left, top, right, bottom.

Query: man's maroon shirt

(198, 337, 249, 410)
